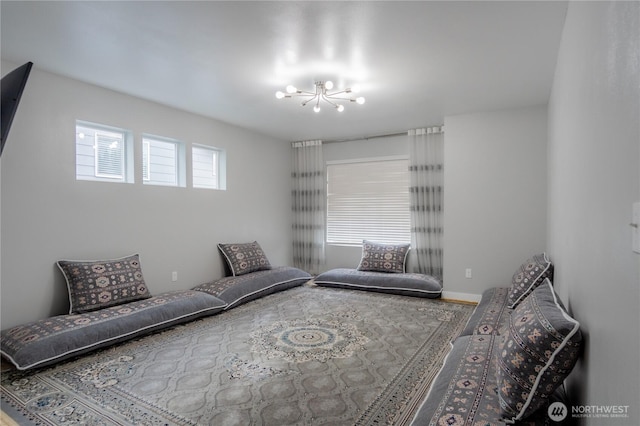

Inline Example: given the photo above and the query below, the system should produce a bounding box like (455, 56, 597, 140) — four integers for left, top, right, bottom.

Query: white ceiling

(1, 1, 568, 142)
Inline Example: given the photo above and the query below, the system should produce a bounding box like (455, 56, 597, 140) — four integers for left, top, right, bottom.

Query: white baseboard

(441, 290, 482, 303)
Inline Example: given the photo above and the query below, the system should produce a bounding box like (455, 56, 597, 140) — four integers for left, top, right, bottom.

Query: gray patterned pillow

(57, 254, 151, 314)
(496, 279, 581, 422)
(218, 241, 272, 276)
(356, 240, 410, 273)
(507, 253, 553, 308)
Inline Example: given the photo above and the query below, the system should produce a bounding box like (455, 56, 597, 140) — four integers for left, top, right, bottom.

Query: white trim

(314, 280, 442, 296)
(441, 290, 482, 303)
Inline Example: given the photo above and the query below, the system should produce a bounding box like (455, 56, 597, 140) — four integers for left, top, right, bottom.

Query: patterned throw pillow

(507, 253, 553, 308)
(218, 241, 272, 276)
(496, 279, 582, 422)
(57, 254, 151, 314)
(356, 240, 410, 273)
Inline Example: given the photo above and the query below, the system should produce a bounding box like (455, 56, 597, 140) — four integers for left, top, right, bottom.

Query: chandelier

(275, 81, 365, 113)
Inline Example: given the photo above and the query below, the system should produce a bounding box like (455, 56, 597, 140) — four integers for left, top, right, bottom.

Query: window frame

(141, 134, 186, 187)
(192, 144, 227, 190)
(75, 120, 133, 183)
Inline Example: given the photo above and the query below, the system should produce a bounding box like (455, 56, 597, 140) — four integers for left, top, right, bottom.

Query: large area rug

(1, 284, 474, 426)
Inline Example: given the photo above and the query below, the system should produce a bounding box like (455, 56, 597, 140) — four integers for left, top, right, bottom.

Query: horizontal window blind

(326, 158, 410, 245)
(95, 134, 124, 179)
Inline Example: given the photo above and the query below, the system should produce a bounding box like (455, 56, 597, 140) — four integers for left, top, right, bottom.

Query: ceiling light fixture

(275, 81, 365, 113)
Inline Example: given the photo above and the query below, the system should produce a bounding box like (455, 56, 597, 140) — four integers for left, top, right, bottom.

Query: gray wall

(547, 1, 640, 424)
(0, 69, 550, 325)
(443, 106, 548, 299)
(0, 65, 292, 329)
(322, 107, 549, 303)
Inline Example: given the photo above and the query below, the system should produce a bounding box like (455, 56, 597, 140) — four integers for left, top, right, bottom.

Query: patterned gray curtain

(408, 127, 444, 279)
(291, 140, 325, 274)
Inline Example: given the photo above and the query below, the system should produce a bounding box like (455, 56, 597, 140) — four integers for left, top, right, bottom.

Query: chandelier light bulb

(356, 97, 366, 105)
(286, 85, 297, 94)
(351, 85, 361, 93)
(325, 80, 334, 90)
(313, 105, 321, 113)
(275, 91, 285, 99)
(336, 104, 345, 112)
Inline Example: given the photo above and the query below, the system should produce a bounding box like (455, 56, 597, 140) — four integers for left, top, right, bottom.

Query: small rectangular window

(76, 121, 132, 183)
(326, 157, 411, 246)
(193, 145, 225, 190)
(142, 136, 184, 187)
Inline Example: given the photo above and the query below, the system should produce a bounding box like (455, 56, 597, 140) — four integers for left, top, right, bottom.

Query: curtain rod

(320, 125, 444, 145)
(322, 131, 407, 145)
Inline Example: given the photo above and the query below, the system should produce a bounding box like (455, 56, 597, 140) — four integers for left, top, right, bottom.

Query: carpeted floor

(1, 284, 474, 425)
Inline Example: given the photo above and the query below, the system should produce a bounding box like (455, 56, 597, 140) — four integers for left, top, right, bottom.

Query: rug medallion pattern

(1, 285, 473, 425)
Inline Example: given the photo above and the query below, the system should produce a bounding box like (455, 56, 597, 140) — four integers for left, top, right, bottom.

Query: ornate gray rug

(1, 284, 474, 425)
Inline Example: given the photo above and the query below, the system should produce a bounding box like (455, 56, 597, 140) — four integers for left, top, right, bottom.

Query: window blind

(326, 158, 411, 245)
(95, 134, 124, 179)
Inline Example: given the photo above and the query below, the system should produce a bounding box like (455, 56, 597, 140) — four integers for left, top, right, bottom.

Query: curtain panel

(291, 140, 325, 275)
(408, 127, 444, 279)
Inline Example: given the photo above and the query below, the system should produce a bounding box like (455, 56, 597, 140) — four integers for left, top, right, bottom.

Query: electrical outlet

(171, 271, 178, 282)
(465, 268, 472, 279)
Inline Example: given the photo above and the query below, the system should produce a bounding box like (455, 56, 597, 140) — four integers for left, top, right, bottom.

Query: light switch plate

(633, 202, 640, 254)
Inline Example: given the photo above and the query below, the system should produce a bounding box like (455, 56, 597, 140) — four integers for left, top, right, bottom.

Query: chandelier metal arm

(325, 88, 351, 97)
(300, 94, 319, 106)
(324, 94, 356, 102)
(275, 80, 364, 112)
(287, 90, 315, 97)
(321, 95, 341, 109)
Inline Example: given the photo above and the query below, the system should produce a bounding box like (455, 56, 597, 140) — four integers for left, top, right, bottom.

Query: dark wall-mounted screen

(1, 61, 33, 156)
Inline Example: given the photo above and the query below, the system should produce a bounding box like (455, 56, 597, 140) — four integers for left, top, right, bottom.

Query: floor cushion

(411, 334, 568, 425)
(457, 286, 512, 337)
(314, 268, 442, 298)
(192, 266, 311, 309)
(1, 290, 226, 370)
